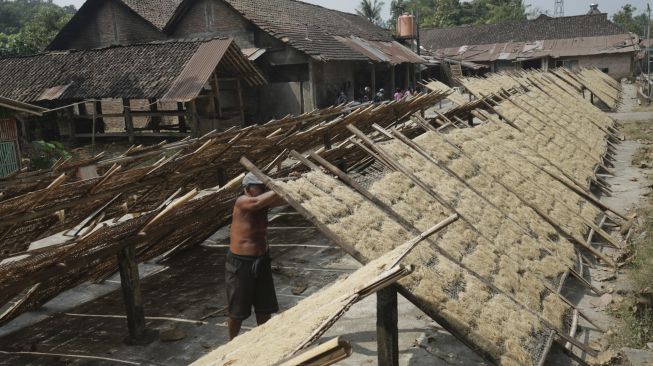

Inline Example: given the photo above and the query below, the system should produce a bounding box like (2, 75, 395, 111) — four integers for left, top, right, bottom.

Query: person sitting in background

(374, 88, 385, 102)
(362, 86, 372, 102)
(336, 91, 348, 105)
(403, 88, 412, 99)
(393, 88, 403, 101)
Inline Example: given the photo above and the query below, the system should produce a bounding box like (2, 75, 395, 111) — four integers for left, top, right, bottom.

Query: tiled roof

(121, 0, 184, 30)
(0, 38, 257, 103)
(421, 14, 629, 50)
(217, 0, 395, 61)
(50, 0, 419, 63)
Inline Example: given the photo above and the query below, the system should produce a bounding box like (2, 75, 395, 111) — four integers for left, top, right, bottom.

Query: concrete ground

(545, 82, 653, 365)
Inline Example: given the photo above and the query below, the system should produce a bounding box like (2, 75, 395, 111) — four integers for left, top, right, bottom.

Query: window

(555, 59, 579, 70)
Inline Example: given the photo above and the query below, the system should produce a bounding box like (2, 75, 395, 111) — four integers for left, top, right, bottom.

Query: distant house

(0, 38, 266, 141)
(47, 0, 424, 121)
(420, 7, 639, 80)
(0, 98, 48, 177)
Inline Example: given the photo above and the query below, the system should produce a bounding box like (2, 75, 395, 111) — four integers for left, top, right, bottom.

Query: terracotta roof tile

(121, 0, 184, 30)
(0, 39, 213, 103)
(421, 14, 629, 51)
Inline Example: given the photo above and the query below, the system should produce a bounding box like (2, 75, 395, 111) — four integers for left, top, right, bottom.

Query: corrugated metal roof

(161, 38, 266, 102)
(37, 84, 71, 101)
(241, 47, 267, 61)
(431, 34, 639, 63)
(0, 97, 48, 116)
(334, 36, 424, 65)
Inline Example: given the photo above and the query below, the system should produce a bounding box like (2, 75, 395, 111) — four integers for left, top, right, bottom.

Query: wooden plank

(277, 337, 352, 366)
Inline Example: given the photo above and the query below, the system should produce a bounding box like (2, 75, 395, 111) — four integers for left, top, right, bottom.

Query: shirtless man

(226, 172, 286, 339)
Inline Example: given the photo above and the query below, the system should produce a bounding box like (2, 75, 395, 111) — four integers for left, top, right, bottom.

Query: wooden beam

(122, 98, 135, 144)
(344, 124, 598, 356)
(94, 100, 105, 133)
(116, 243, 156, 344)
(188, 100, 200, 138)
(377, 285, 399, 366)
(279, 337, 352, 366)
(148, 98, 161, 133)
(212, 73, 222, 119)
(236, 78, 245, 128)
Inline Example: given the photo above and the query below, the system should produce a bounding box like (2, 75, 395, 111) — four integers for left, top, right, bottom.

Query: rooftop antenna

(554, 0, 564, 17)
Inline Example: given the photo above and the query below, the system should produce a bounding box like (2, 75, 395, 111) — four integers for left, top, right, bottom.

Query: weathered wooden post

(188, 100, 200, 138)
(122, 98, 135, 144)
(177, 102, 187, 133)
(117, 243, 157, 344)
(377, 285, 399, 366)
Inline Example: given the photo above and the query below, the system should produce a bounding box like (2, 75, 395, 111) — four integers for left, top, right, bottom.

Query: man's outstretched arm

(237, 191, 286, 211)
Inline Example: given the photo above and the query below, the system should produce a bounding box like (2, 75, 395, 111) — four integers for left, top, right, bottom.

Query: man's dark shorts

(225, 251, 279, 320)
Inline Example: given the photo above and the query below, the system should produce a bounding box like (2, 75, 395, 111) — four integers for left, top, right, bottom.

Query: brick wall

(55, 0, 164, 50)
(171, 0, 254, 48)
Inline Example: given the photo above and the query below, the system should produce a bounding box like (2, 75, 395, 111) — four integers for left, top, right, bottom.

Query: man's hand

(288, 171, 301, 178)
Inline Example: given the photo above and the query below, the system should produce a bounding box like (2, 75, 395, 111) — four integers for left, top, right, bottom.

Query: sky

(53, 0, 651, 19)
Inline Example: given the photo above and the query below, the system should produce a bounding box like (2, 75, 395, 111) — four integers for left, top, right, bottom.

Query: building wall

(171, 0, 254, 48)
(52, 0, 163, 50)
(258, 82, 305, 120)
(576, 53, 634, 80)
(313, 61, 347, 109)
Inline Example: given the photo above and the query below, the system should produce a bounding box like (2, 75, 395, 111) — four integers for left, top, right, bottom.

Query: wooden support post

(212, 74, 222, 119)
(148, 98, 161, 133)
(177, 102, 187, 133)
(236, 78, 245, 128)
(371, 63, 377, 96)
(390, 66, 396, 98)
(405, 63, 410, 90)
(377, 285, 399, 366)
(188, 100, 200, 138)
(323, 132, 332, 150)
(591, 92, 595, 104)
(122, 98, 135, 144)
(94, 100, 105, 133)
(66, 106, 76, 144)
(117, 244, 157, 345)
(217, 167, 227, 187)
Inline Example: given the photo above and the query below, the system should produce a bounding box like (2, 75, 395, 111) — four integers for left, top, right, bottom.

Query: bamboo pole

(344, 125, 598, 356)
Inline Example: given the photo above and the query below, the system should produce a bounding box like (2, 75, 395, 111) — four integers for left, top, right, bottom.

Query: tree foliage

(388, 0, 407, 30)
(386, 0, 528, 28)
(612, 4, 649, 37)
(0, 0, 75, 57)
(357, 0, 386, 26)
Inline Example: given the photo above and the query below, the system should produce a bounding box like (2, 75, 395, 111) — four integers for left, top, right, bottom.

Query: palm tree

(388, 0, 407, 30)
(356, 0, 386, 26)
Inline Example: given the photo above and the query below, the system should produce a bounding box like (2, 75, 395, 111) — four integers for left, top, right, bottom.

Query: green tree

(357, 0, 386, 26)
(483, 0, 527, 24)
(613, 4, 647, 37)
(0, 0, 74, 56)
(388, 0, 408, 30)
(398, 0, 527, 28)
